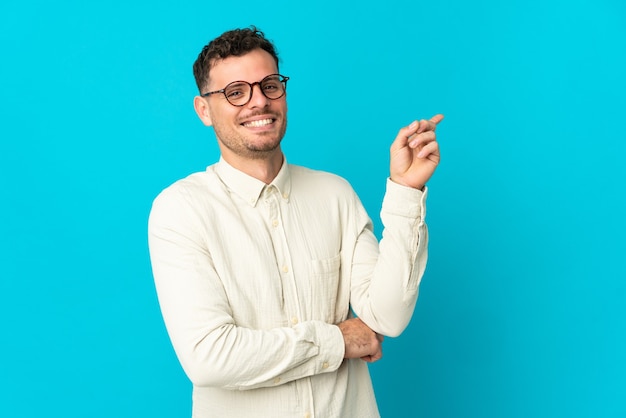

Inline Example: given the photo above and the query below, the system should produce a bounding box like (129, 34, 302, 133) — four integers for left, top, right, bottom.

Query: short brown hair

(192, 26, 280, 93)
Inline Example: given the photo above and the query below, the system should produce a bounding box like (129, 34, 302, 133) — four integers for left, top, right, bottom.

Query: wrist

(389, 176, 424, 191)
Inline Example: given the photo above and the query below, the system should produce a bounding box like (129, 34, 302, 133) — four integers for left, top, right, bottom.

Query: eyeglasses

(201, 74, 289, 106)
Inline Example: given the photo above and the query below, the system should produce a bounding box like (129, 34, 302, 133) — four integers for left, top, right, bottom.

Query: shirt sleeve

(348, 179, 429, 337)
(148, 186, 345, 390)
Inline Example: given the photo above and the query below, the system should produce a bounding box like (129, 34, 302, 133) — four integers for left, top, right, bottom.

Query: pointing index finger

(430, 114, 444, 125)
(416, 114, 444, 134)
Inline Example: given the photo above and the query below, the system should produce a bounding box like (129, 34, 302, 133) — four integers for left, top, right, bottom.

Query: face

(193, 49, 288, 160)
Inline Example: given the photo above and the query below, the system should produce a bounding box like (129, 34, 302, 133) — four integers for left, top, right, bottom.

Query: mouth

(241, 118, 276, 128)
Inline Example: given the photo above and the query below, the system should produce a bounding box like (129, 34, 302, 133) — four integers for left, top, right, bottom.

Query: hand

(337, 318, 384, 363)
(389, 114, 444, 190)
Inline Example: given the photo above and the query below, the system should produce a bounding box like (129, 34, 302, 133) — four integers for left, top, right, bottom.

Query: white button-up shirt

(148, 158, 429, 417)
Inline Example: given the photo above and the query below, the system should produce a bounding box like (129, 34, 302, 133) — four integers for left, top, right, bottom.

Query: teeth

(243, 118, 273, 128)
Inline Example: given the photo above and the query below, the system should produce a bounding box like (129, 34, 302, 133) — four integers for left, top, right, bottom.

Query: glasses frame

(201, 73, 290, 107)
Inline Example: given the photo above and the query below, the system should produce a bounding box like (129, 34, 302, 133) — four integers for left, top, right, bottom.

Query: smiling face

(193, 48, 288, 162)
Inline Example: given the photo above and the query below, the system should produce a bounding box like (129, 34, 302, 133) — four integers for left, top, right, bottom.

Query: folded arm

(148, 191, 346, 390)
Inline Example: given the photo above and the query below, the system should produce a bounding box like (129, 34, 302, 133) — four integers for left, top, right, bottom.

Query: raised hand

(389, 114, 444, 190)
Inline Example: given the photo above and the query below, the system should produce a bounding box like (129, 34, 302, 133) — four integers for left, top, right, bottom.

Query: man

(148, 26, 443, 418)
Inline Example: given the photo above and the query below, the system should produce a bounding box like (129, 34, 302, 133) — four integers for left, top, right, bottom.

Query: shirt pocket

(309, 253, 342, 324)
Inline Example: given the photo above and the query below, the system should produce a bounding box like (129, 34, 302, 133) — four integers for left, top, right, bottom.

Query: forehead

(209, 49, 278, 88)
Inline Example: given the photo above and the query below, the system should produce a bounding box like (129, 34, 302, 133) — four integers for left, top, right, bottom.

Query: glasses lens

(261, 75, 286, 99)
(224, 82, 251, 105)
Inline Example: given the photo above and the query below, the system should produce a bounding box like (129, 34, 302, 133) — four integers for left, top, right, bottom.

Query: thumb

(390, 121, 419, 152)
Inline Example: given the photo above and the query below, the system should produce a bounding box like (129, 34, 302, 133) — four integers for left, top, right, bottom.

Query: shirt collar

(213, 157, 292, 207)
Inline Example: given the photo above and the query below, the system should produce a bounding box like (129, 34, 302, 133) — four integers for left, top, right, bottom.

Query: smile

(242, 118, 274, 128)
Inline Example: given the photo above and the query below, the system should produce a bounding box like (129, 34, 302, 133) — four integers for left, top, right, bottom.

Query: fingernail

(409, 121, 418, 129)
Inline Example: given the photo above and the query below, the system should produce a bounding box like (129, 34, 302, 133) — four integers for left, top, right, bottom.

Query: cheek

(274, 100, 287, 115)
(211, 107, 239, 127)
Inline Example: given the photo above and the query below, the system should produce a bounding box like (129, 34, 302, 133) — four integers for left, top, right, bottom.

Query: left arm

(349, 115, 443, 337)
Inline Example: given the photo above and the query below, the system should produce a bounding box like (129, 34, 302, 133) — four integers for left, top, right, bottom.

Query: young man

(148, 26, 443, 418)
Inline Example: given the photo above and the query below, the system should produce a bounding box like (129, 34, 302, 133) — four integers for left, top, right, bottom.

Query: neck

(221, 148, 285, 184)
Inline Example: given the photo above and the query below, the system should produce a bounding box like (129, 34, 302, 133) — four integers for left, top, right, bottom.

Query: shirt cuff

(381, 178, 428, 219)
(311, 321, 345, 373)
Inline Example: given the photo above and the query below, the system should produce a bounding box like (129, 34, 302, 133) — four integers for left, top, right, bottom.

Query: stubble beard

(216, 118, 288, 160)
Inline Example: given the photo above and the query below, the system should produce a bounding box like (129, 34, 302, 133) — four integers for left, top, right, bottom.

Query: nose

(247, 83, 270, 108)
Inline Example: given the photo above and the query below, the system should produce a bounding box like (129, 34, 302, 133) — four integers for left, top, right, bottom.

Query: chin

(248, 140, 282, 153)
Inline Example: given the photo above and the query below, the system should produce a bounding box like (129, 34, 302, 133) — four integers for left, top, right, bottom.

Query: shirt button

(274, 377, 281, 384)
(291, 317, 299, 325)
(282, 192, 289, 199)
(322, 362, 329, 369)
(304, 413, 310, 418)
(249, 197, 255, 204)
(282, 265, 289, 273)
(272, 219, 279, 227)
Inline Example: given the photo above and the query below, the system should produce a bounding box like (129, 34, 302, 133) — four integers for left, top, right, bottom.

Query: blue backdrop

(1, 0, 625, 417)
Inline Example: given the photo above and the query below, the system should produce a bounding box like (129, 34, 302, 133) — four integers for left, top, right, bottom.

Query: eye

(225, 88, 245, 99)
(262, 76, 282, 91)
(224, 83, 248, 99)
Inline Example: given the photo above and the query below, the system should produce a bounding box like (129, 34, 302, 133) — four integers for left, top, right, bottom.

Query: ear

(193, 95, 213, 126)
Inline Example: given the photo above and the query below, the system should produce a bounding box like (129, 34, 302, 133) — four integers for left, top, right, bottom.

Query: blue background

(1, 0, 625, 417)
